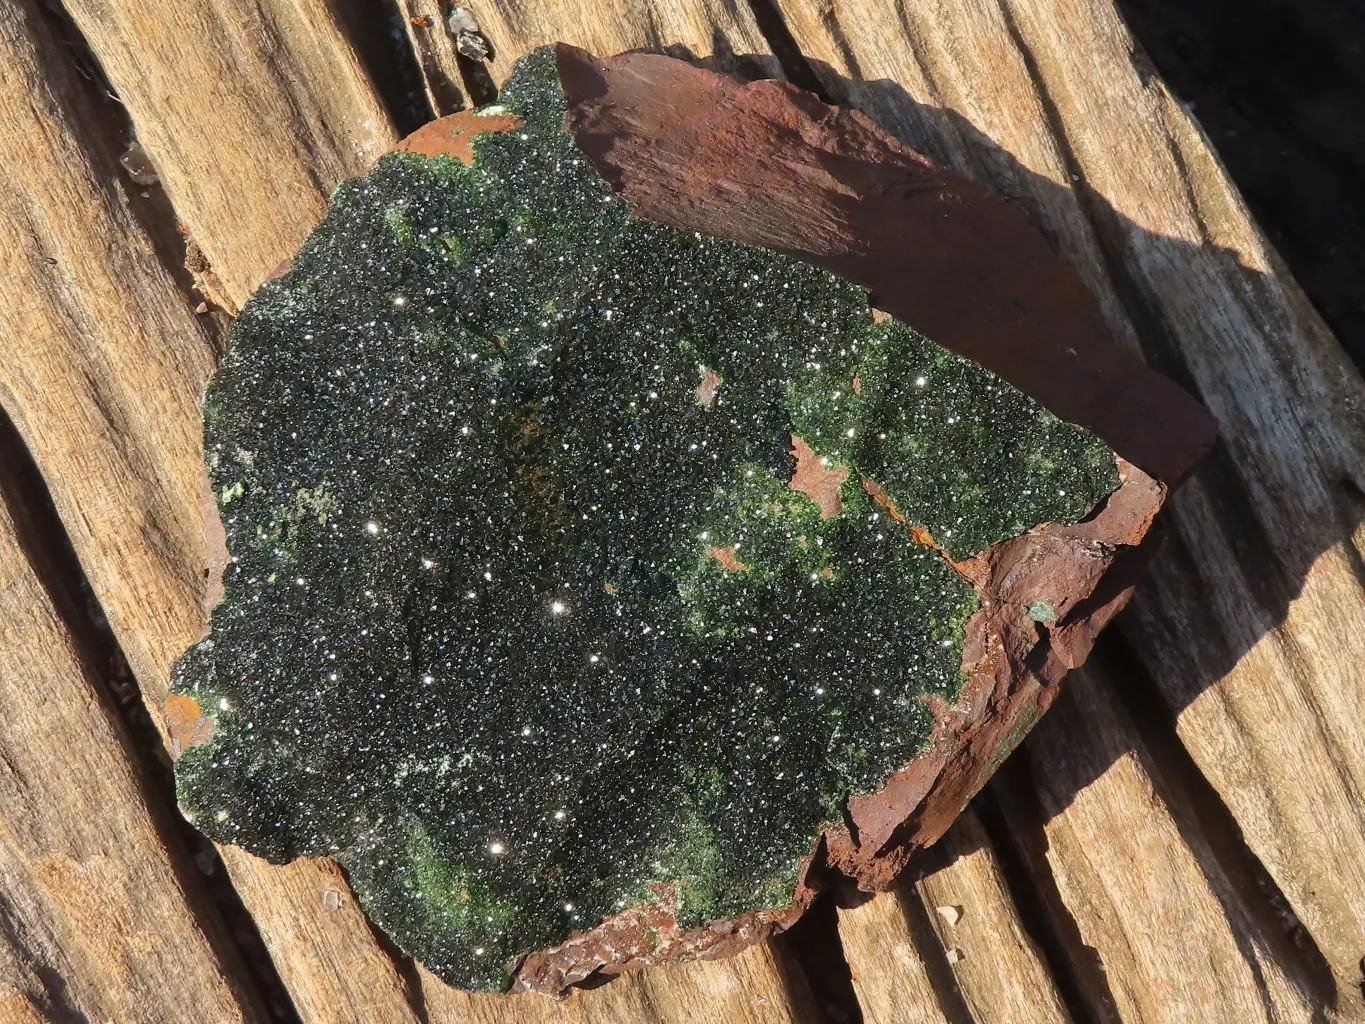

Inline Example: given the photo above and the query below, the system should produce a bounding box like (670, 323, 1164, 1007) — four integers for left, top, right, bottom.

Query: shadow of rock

(822, 57, 1360, 1012)
(1114, 0, 1365, 370)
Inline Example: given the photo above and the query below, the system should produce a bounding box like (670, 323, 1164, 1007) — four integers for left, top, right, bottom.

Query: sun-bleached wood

(0, 0, 219, 701)
(419, 943, 818, 1023)
(0, 493, 259, 1022)
(464, 0, 775, 85)
(4, 0, 1364, 1017)
(395, 0, 468, 116)
(0, 505, 256, 1023)
(774, 0, 1365, 1010)
(998, 666, 1325, 1022)
(0, 2, 432, 1020)
(835, 811, 1070, 1023)
(61, 0, 397, 309)
(0, 0, 816, 1018)
(915, 813, 1071, 1023)
(836, 891, 949, 1023)
(0, 14, 260, 991)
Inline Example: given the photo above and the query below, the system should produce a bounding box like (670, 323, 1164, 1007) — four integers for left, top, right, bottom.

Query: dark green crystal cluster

(173, 49, 1117, 989)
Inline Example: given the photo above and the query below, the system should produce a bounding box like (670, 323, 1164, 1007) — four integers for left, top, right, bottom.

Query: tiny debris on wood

(184, 239, 239, 315)
(946, 947, 965, 965)
(194, 847, 218, 876)
(936, 905, 963, 927)
(448, 7, 490, 62)
(118, 142, 159, 186)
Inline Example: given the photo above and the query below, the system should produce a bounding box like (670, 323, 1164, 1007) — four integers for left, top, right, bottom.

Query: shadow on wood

(1115, 0, 1365, 370)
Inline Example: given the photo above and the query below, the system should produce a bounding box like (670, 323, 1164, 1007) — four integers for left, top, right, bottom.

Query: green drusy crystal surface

(173, 49, 1118, 990)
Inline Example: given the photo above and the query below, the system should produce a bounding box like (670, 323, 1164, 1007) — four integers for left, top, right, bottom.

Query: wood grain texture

(0, 0, 814, 1019)
(0, 175, 255, 1018)
(5, 0, 1364, 1017)
(395, 0, 468, 115)
(419, 944, 818, 1023)
(772, 0, 1365, 1010)
(915, 812, 1071, 1023)
(837, 810, 1074, 1024)
(995, 664, 1323, 1022)
(460, 0, 776, 85)
(836, 891, 948, 1023)
(0, 0, 219, 702)
(0, 533, 255, 1024)
(0, 2, 426, 1021)
(1000, 0, 1365, 1002)
(62, 0, 397, 308)
(218, 850, 424, 1024)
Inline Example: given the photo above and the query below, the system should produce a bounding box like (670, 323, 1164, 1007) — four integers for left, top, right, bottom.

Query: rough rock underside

(172, 49, 1117, 990)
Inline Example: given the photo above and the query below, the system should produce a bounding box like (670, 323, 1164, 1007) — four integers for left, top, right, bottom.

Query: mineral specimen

(173, 48, 1117, 991)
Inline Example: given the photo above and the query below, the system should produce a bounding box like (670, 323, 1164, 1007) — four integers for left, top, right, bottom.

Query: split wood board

(0, 0, 1362, 1020)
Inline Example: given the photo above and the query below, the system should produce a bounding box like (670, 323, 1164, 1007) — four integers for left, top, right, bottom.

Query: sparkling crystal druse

(173, 49, 1118, 990)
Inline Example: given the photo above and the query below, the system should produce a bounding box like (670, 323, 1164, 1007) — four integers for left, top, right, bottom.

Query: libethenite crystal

(172, 48, 1118, 990)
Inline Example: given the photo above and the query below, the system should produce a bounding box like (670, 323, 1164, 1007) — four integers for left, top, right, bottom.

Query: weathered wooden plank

(217, 850, 420, 1022)
(394, 0, 468, 115)
(16, 0, 1361, 1016)
(995, 663, 1323, 1021)
(452, 0, 776, 85)
(418, 943, 818, 1023)
(771, 0, 1365, 1010)
(0, 17, 216, 730)
(915, 812, 1071, 1023)
(836, 810, 1071, 1023)
(0, 601, 255, 1024)
(0, 1, 426, 1020)
(61, 0, 397, 308)
(997, 0, 1365, 1005)
(0, 307, 254, 1024)
(836, 891, 949, 1023)
(0, 14, 254, 1019)
(0, 7, 267, 1015)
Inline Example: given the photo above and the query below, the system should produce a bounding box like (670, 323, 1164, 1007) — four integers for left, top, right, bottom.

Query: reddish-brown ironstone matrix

(181, 47, 1212, 997)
